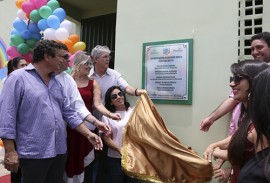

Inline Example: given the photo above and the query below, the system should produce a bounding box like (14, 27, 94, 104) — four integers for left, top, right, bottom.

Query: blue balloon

(13, 18, 27, 31)
(28, 22, 40, 33)
(20, 29, 32, 39)
(31, 33, 42, 40)
(53, 8, 66, 22)
(47, 15, 60, 29)
(38, 19, 49, 31)
(11, 28, 19, 35)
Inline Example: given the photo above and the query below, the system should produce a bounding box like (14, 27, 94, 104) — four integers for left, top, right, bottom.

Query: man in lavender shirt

(0, 40, 102, 183)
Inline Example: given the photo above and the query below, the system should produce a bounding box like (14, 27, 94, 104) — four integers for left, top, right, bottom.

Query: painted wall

(0, 0, 17, 45)
(115, 1, 238, 182)
(1, 1, 239, 182)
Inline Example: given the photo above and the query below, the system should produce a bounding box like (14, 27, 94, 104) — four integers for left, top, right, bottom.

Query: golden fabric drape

(122, 92, 213, 183)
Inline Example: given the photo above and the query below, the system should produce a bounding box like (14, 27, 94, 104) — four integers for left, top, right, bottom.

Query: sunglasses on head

(111, 91, 124, 100)
(230, 75, 246, 84)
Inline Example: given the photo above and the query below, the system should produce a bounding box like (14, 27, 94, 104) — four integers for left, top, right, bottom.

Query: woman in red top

(65, 52, 120, 183)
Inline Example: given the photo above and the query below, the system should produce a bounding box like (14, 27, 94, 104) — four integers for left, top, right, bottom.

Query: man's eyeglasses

(111, 91, 124, 100)
(230, 75, 246, 84)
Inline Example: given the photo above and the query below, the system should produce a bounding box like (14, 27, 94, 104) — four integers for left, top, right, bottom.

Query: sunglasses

(230, 75, 246, 84)
(111, 91, 124, 100)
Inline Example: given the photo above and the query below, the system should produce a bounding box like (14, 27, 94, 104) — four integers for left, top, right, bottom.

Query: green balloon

(30, 10, 42, 22)
(17, 43, 30, 55)
(39, 6, 52, 19)
(9, 42, 15, 47)
(11, 34, 24, 46)
(26, 38, 38, 49)
(47, 0, 60, 11)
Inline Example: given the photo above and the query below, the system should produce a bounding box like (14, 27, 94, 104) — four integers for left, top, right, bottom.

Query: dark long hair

(7, 57, 26, 75)
(104, 86, 130, 112)
(249, 68, 270, 180)
(7, 60, 13, 75)
(228, 60, 269, 167)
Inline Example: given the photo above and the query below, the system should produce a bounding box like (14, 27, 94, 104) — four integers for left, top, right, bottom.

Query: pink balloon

(22, 1, 36, 14)
(23, 52, 33, 63)
(6, 46, 21, 58)
(34, 0, 48, 9)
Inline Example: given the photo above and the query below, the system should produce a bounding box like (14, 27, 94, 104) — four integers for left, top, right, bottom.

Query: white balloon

(55, 28, 69, 41)
(17, 9, 28, 20)
(44, 28, 56, 40)
(60, 20, 73, 34)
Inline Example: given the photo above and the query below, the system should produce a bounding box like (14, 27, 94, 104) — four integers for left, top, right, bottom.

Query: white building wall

(0, 0, 18, 45)
(115, 2, 237, 182)
(0, 1, 253, 182)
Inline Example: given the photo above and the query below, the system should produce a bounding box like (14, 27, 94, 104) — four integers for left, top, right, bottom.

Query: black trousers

(20, 154, 67, 183)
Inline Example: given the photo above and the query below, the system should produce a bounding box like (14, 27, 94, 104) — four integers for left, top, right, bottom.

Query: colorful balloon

(20, 29, 32, 39)
(37, 19, 49, 31)
(60, 20, 73, 34)
(71, 42, 86, 54)
(21, 1, 36, 14)
(15, 0, 25, 9)
(13, 18, 27, 31)
(47, 0, 60, 11)
(47, 15, 60, 29)
(26, 38, 38, 49)
(55, 28, 69, 41)
(17, 43, 30, 55)
(6, 46, 21, 58)
(10, 34, 25, 46)
(34, 0, 48, 9)
(62, 39, 73, 51)
(39, 6, 52, 19)
(17, 9, 28, 20)
(30, 9, 42, 22)
(28, 22, 40, 33)
(43, 28, 56, 40)
(23, 51, 33, 63)
(53, 8, 66, 22)
(68, 34, 79, 44)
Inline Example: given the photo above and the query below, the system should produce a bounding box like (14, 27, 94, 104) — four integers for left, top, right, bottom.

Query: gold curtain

(122, 92, 213, 183)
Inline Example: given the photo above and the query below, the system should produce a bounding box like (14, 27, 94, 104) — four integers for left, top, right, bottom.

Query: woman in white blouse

(102, 85, 138, 183)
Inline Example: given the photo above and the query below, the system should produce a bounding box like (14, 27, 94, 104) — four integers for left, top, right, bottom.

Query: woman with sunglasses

(65, 52, 121, 183)
(101, 85, 138, 183)
(203, 60, 269, 183)
(237, 67, 270, 182)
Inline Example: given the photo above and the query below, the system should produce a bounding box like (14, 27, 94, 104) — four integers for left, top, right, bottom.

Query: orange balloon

(16, 0, 25, 9)
(26, 13, 30, 19)
(0, 140, 4, 147)
(68, 34, 80, 44)
(62, 39, 74, 51)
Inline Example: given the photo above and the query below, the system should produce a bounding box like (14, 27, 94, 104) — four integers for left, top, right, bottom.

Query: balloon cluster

(7, 0, 87, 63)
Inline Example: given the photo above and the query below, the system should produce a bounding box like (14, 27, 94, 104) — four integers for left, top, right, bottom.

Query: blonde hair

(70, 52, 91, 77)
